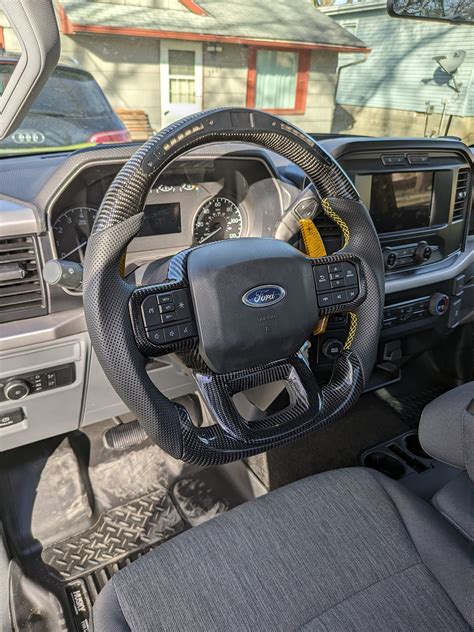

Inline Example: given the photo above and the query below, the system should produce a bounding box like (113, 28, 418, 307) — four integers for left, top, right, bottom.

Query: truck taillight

(89, 129, 131, 144)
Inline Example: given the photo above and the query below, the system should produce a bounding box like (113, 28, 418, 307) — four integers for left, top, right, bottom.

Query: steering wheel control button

(333, 290, 347, 305)
(173, 289, 191, 320)
(342, 263, 357, 284)
(163, 325, 180, 342)
(318, 293, 333, 307)
(330, 278, 344, 289)
(178, 321, 196, 339)
(161, 312, 177, 324)
(159, 302, 175, 314)
(146, 328, 165, 345)
(328, 264, 342, 274)
(314, 267, 331, 292)
(141, 295, 161, 328)
(346, 287, 359, 301)
(322, 338, 344, 360)
(157, 293, 173, 304)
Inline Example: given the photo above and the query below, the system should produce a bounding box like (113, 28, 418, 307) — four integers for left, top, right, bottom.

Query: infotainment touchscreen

(138, 202, 182, 236)
(369, 171, 433, 233)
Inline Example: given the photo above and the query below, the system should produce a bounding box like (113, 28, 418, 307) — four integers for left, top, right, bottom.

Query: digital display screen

(138, 202, 182, 236)
(369, 172, 433, 233)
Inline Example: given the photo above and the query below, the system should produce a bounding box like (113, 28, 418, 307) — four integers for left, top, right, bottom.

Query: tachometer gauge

(193, 197, 243, 244)
(52, 206, 98, 263)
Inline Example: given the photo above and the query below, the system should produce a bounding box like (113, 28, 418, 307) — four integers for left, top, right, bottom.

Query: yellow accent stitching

(344, 312, 358, 350)
(321, 198, 350, 249)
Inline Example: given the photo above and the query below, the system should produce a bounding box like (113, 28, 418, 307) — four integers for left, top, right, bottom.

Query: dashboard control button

(407, 154, 429, 164)
(146, 328, 165, 345)
(346, 287, 359, 301)
(415, 241, 432, 262)
(452, 274, 465, 297)
(0, 408, 24, 428)
(4, 380, 30, 401)
(161, 311, 176, 324)
(163, 325, 180, 342)
(448, 298, 461, 329)
(141, 295, 161, 328)
(318, 293, 333, 307)
(159, 302, 175, 313)
(321, 338, 344, 359)
(381, 154, 406, 165)
(314, 266, 330, 292)
(157, 293, 173, 304)
(173, 289, 191, 320)
(178, 321, 197, 339)
(333, 290, 347, 304)
(429, 293, 449, 316)
(383, 249, 398, 270)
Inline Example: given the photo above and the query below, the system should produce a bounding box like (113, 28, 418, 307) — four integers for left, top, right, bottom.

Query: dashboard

(0, 136, 472, 452)
(49, 151, 286, 267)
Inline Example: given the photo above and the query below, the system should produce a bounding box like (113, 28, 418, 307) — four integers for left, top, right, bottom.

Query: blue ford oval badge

(242, 285, 286, 308)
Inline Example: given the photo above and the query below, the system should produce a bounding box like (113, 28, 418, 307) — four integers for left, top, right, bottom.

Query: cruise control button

(173, 289, 191, 320)
(314, 266, 330, 292)
(159, 302, 175, 313)
(161, 311, 177, 324)
(157, 293, 173, 304)
(146, 328, 165, 345)
(178, 321, 197, 339)
(333, 290, 347, 304)
(342, 263, 357, 285)
(164, 325, 180, 342)
(318, 293, 333, 307)
(141, 295, 161, 328)
(346, 287, 359, 301)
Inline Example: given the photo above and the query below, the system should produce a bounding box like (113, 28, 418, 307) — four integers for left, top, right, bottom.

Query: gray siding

(330, 7, 474, 117)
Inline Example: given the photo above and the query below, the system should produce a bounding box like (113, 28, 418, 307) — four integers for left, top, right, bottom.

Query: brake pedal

(104, 420, 148, 450)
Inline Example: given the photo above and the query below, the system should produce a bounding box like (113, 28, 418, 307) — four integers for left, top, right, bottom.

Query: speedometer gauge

(193, 197, 243, 244)
(52, 206, 98, 263)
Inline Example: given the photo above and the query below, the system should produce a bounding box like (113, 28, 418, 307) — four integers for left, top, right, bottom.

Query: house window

(247, 48, 310, 114)
(168, 49, 196, 104)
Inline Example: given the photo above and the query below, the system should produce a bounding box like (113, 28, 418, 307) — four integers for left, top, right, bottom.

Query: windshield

(0, 0, 473, 155)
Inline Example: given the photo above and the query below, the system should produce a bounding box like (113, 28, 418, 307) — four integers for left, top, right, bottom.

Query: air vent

(0, 235, 47, 323)
(452, 168, 470, 222)
(313, 215, 343, 255)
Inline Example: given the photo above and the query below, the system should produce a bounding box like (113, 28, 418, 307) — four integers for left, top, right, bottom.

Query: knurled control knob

(415, 241, 432, 263)
(429, 293, 449, 317)
(383, 248, 398, 270)
(4, 379, 30, 400)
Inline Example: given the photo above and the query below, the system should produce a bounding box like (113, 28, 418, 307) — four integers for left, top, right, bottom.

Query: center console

(311, 138, 473, 387)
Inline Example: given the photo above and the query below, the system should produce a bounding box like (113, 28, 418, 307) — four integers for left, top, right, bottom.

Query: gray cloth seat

(92, 467, 472, 631)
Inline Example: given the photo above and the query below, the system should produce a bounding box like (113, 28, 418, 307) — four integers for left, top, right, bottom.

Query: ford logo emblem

(242, 285, 286, 308)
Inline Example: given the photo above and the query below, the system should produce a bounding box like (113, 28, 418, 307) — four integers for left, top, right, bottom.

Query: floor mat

(1, 418, 258, 632)
(376, 384, 448, 428)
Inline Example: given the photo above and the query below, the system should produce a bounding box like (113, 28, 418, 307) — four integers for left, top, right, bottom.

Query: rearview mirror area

(388, 0, 474, 25)
(0, 0, 60, 139)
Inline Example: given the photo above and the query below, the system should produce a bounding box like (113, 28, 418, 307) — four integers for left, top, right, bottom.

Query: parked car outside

(0, 59, 131, 154)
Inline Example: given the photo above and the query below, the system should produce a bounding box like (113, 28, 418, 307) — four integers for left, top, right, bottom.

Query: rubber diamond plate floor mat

(42, 488, 185, 582)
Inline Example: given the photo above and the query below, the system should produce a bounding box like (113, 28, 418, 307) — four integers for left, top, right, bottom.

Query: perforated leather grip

(83, 108, 384, 465)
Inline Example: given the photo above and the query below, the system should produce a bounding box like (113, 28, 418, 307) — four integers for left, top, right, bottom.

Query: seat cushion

(92, 468, 471, 632)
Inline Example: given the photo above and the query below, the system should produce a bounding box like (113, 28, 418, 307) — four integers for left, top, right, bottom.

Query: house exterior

(321, 0, 474, 143)
(0, 0, 368, 135)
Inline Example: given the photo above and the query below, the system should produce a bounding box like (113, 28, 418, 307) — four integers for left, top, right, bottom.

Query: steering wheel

(83, 108, 384, 466)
